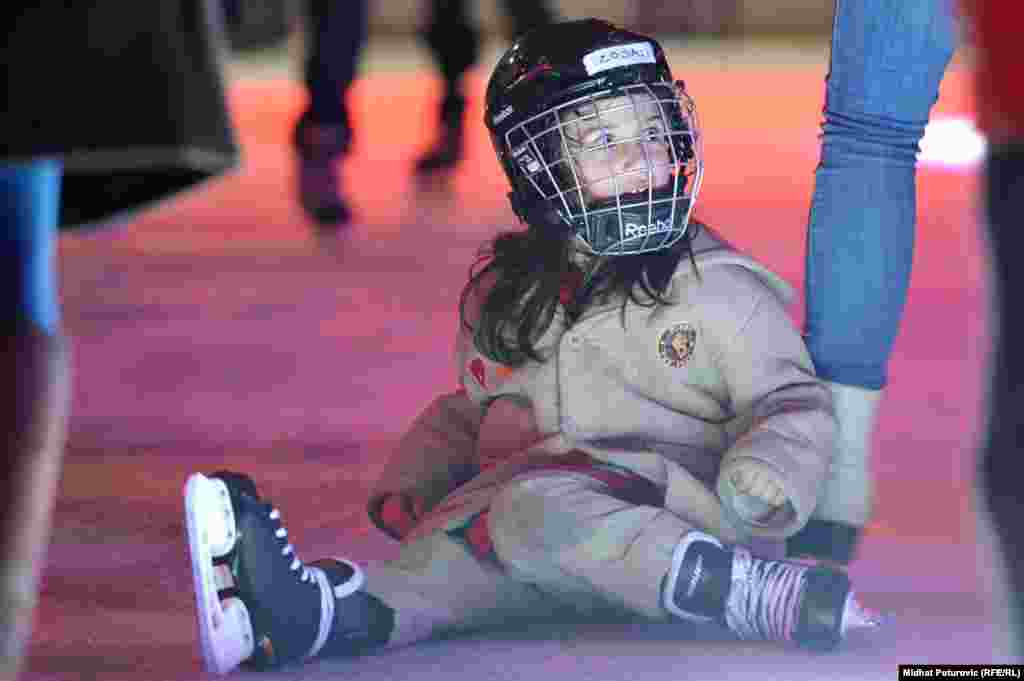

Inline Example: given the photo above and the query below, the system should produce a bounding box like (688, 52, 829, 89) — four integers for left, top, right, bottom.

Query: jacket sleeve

(702, 267, 837, 539)
(366, 389, 483, 540)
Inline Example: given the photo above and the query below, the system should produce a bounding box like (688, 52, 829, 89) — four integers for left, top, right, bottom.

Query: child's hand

(730, 460, 787, 509)
(377, 492, 426, 540)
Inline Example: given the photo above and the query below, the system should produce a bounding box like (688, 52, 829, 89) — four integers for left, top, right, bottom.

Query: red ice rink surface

(30, 44, 1008, 681)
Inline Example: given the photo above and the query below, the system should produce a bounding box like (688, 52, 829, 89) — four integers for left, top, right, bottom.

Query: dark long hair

(459, 218, 702, 367)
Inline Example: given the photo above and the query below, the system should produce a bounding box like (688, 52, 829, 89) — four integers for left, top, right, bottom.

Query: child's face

(560, 92, 673, 203)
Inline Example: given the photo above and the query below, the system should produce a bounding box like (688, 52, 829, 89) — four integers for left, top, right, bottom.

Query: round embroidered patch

(658, 323, 697, 368)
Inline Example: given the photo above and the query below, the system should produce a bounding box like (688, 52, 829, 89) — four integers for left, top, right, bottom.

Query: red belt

(459, 450, 665, 562)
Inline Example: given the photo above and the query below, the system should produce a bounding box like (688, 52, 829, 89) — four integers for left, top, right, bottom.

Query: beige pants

(364, 470, 701, 648)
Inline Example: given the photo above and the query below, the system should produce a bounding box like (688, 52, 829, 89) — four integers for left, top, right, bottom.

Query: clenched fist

(730, 459, 788, 511)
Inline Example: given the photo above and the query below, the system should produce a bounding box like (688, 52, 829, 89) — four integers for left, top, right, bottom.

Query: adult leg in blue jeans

(788, 0, 958, 563)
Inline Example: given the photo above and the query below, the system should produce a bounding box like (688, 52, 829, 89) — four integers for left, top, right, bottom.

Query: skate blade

(185, 473, 255, 675)
(841, 590, 888, 635)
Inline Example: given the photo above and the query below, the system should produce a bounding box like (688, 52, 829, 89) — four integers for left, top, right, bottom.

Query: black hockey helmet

(484, 18, 703, 256)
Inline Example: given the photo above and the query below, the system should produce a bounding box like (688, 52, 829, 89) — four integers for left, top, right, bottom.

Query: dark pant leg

(423, 0, 479, 92)
(295, 0, 368, 157)
(498, 0, 555, 40)
(979, 141, 1024, 656)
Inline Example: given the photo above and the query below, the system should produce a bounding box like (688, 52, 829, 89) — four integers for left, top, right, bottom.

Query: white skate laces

(269, 508, 316, 586)
(267, 506, 361, 661)
(726, 546, 884, 642)
(726, 546, 804, 641)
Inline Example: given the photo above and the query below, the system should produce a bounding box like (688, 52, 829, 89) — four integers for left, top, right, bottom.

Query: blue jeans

(803, 0, 957, 389)
(0, 160, 62, 334)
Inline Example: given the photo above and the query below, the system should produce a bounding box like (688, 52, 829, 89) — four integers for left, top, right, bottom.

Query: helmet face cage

(504, 80, 703, 256)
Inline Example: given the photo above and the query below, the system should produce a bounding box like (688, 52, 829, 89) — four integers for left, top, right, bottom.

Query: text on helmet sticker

(512, 144, 542, 174)
(492, 105, 514, 126)
(582, 42, 656, 76)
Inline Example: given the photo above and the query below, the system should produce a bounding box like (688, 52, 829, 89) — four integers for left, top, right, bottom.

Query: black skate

(298, 154, 352, 226)
(294, 119, 353, 227)
(184, 471, 386, 674)
(663, 531, 883, 651)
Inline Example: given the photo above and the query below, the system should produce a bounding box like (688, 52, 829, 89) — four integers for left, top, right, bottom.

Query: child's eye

(582, 131, 613, 148)
(643, 127, 664, 141)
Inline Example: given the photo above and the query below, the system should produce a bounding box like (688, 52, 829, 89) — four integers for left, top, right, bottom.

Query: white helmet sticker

(492, 105, 514, 126)
(582, 42, 656, 76)
(512, 144, 542, 174)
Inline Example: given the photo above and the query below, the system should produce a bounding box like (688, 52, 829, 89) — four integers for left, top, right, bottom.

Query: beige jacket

(368, 227, 836, 546)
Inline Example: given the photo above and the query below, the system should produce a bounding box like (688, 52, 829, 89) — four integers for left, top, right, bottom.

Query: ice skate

(298, 154, 352, 226)
(294, 120, 353, 227)
(664, 531, 883, 650)
(184, 471, 390, 675)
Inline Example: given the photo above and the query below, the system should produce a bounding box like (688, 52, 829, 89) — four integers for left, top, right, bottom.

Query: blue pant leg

(0, 160, 62, 335)
(803, 0, 957, 388)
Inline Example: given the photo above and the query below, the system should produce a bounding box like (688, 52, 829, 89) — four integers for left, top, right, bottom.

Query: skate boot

(298, 155, 351, 226)
(294, 118, 352, 226)
(662, 531, 883, 651)
(414, 93, 465, 173)
(184, 471, 393, 674)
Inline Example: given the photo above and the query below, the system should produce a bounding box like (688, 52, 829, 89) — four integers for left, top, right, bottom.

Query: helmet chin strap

(508, 187, 574, 233)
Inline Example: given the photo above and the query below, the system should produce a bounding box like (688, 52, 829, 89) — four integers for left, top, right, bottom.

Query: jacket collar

(572, 224, 795, 321)
(681, 225, 795, 306)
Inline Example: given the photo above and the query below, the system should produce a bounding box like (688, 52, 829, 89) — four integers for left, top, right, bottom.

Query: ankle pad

(311, 559, 395, 658)
(662, 531, 733, 622)
(786, 518, 861, 564)
(244, 558, 393, 669)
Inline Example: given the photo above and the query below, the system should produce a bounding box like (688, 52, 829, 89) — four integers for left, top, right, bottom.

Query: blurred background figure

(221, 0, 292, 50)
(629, 0, 739, 36)
(1, 2, 239, 676)
(415, 0, 556, 174)
(293, 0, 370, 226)
(958, 0, 1024, 658)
